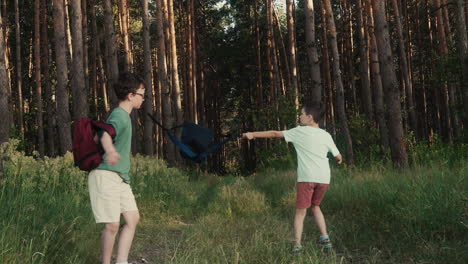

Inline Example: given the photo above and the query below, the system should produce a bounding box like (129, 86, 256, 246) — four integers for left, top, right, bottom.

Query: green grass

(0, 139, 466, 263)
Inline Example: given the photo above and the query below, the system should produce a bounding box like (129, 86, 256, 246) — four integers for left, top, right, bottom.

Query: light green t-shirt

(282, 126, 340, 184)
(97, 107, 132, 184)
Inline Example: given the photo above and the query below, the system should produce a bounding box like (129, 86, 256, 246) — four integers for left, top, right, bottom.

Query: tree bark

(365, 0, 388, 148)
(286, 0, 299, 107)
(42, 0, 56, 157)
(142, 0, 154, 156)
(70, 0, 88, 120)
(118, 0, 133, 72)
(14, 0, 24, 139)
(156, 0, 176, 164)
(0, 8, 9, 144)
(103, 0, 119, 108)
(53, 0, 73, 154)
(357, 0, 373, 120)
(322, 0, 354, 165)
(168, 0, 183, 131)
(391, 0, 417, 136)
(456, 0, 468, 125)
(304, 0, 322, 106)
(371, 0, 408, 168)
(34, 0, 45, 157)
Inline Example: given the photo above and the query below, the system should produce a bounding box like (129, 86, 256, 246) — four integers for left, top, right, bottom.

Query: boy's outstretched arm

(242, 131, 284, 140)
(100, 132, 120, 165)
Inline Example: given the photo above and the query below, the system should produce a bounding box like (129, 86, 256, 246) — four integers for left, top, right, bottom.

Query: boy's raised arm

(100, 132, 120, 165)
(242, 131, 284, 140)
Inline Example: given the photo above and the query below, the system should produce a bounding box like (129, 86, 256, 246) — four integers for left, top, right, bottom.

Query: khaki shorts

(88, 169, 138, 223)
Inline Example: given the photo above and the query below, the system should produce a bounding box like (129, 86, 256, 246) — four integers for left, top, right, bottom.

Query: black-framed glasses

(134, 92, 145, 99)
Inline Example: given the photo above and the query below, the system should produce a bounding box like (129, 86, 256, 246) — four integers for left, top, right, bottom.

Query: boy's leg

(294, 208, 307, 246)
(101, 222, 120, 264)
(310, 205, 327, 237)
(116, 211, 140, 263)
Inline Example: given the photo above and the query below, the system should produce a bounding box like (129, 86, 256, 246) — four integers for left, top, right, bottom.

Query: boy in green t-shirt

(242, 103, 342, 254)
(88, 72, 145, 264)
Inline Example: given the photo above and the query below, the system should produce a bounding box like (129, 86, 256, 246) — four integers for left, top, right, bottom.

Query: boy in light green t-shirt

(242, 103, 342, 254)
(89, 72, 145, 264)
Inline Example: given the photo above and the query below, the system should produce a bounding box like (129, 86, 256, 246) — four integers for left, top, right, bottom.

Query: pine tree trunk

(82, 0, 90, 109)
(0, 8, 9, 144)
(89, 0, 98, 117)
(142, 0, 154, 156)
(168, 0, 183, 130)
(391, 0, 417, 136)
(53, 0, 73, 154)
(365, 0, 388, 148)
(265, 0, 275, 104)
(322, 0, 354, 165)
(70, 0, 88, 120)
(371, 0, 408, 169)
(103, 0, 119, 108)
(357, 0, 373, 120)
(190, 0, 198, 123)
(255, 0, 263, 107)
(118, 0, 133, 72)
(64, 0, 73, 64)
(286, 0, 299, 108)
(456, 0, 468, 125)
(156, 0, 176, 164)
(34, 0, 45, 157)
(42, 0, 56, 157)
(305, 0, 322, 106)
(14, 0, 24, 139)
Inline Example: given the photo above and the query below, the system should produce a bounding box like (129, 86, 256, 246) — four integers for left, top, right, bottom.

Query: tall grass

(0, 139, 466, 263)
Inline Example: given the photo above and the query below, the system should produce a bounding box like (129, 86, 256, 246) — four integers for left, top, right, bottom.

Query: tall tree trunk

(305, 0, 322, 106)
(265, 0, 275, 104)
(89, 0, 98, 117)
(0, 8, 9, 144)
(14, 0, 24, 139)
(64, 0, 73, 64)
(53, 0, 73, 154)
(42, 0, 56, 157)
(456, 0, 468, 125)
(366, 0, 388, 148)
(254, 0, 263, 107)
(118, 0, 133, 72)
(286, 0, 299, 108)
(357, 0, 373, 120)
(322, 0, 354, 165)
(103, 0, 119, 108)
(82, 0, 90, 109)
(70, 0, 88, 120)
(156, 0, 176, 164)
(142, 0, 154, 156)
(391, 0, 417, 136)
(371, 0, 408, 169)
(168, 0, 183, 129)
(34, 0, 45, 157)
(190, 0, 198, 123)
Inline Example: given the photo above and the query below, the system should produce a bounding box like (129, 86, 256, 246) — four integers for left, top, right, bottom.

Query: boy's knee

(105, 222, 120, 233)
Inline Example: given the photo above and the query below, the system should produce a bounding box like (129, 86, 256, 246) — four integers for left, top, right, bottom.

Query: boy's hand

(105, 151, 120, 165)
(335, 154, 343, 164)
(242, 132, 254, 140)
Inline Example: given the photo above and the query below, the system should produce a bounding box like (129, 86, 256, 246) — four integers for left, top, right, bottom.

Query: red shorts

(296, 182, 329, 208)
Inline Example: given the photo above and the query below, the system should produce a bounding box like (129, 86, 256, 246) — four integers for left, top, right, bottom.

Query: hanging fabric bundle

(148, 113, 238, 163)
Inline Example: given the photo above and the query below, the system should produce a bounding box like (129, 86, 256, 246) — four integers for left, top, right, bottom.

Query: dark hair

(302, 103, 325, 122)
(113, 72, 145, 101)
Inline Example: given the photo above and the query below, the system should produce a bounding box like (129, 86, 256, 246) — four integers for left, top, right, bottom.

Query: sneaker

(291, 245, 303, 255)
(319, 237, 333, 249)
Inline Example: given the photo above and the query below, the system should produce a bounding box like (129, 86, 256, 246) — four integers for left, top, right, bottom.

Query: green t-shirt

(282, 126, 340, 184)
(97, 107, 132, 184)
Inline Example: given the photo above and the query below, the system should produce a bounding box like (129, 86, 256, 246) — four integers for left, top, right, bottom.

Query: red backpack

(72, 118, 116, 171)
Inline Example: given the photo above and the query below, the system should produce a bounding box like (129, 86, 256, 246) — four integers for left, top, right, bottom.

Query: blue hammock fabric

(148, 114, 237, 163)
